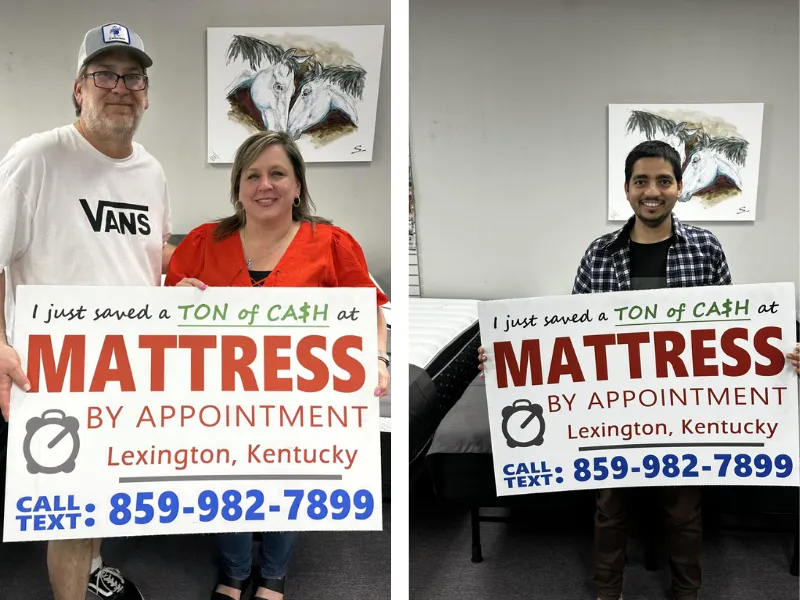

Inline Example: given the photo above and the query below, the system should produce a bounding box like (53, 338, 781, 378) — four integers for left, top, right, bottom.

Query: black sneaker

(87, 564, 145, 600)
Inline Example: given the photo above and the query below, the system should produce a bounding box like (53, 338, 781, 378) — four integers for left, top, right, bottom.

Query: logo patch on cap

(102, 24, 130, 45)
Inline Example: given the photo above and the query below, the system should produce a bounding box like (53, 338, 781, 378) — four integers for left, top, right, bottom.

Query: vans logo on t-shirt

(79, 199, 151, 235)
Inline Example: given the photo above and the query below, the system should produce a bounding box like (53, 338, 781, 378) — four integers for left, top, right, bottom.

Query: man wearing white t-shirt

(0, 23, 174, 600)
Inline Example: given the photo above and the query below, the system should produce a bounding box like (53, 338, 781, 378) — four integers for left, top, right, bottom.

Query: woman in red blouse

(165, 131, 389, 600)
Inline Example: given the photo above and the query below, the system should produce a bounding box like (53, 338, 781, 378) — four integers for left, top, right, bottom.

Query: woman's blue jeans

(217, 532, 298, 580)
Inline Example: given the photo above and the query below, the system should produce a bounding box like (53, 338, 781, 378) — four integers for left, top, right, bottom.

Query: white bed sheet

(409, 297, 480, 370)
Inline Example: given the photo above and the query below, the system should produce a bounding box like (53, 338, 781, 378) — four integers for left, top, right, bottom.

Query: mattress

(409, 298, 479, 374)
(425, 374, 499, 504)
(428, 375, 492, 456)
(409, 298, 481, 465)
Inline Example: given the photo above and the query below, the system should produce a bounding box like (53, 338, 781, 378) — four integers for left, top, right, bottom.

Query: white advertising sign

(478, 283, 799, 497)
(3, 285, 381, 541)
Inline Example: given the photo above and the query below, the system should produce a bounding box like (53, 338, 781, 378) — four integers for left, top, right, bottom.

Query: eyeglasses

(83, 71, 148, 91)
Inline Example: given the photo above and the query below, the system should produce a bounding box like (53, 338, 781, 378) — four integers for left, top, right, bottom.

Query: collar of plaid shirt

(573, 214, 732, 293)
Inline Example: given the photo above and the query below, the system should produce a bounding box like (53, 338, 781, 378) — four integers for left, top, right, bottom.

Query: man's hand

(478, 346, 487, 378)
(0, 343, 30, 422)
(786, 343, 800, 374)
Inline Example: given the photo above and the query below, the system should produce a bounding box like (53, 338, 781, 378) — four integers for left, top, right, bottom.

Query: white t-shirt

(0, 124, 172, 340)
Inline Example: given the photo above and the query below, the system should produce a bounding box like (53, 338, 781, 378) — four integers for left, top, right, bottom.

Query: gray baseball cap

(77, 23, 153, 75)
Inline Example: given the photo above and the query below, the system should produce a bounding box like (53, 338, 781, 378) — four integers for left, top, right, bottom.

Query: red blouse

(165, 221, 388, 307)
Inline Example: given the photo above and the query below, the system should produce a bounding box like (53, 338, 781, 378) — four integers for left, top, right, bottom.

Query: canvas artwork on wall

(207, 26, 384, 164)
(608, 103, 764, 222)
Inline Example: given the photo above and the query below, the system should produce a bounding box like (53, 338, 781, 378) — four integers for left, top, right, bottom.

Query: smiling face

(625, 157, 683, 228)
(74, 49, 148, 140)
(238, 144, 301, 225)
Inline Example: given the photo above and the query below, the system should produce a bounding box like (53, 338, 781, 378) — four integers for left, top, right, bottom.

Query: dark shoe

(253, 576, 286, 598)
(211, 574, 251, 600)
(87, 564, 145, 599)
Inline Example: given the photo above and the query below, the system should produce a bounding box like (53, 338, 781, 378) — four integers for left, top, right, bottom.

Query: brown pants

(593, 487, 702, 600)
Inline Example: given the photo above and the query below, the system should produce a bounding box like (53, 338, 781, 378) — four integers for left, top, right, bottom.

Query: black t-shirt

(249, 270, 271, 287)
(629, 237, 673, 290)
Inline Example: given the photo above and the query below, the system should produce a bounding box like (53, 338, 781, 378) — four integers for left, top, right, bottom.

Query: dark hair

(213, 131, 332, 240)
(624, 140, 682, 184)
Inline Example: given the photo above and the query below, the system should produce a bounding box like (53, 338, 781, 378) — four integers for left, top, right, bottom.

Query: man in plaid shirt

(476, 141, 800, 600)
(576, 140, 728, 600)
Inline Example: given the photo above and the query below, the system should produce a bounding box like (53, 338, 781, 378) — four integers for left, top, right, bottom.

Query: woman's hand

(176, 278, 207, 290)
(478, 346, 488, 378)
(375, 360, 390, 397)
(786, 343, 800, 374)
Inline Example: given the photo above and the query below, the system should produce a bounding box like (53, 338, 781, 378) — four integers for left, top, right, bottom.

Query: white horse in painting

(679, 147, 743, 202)
(224, 35, 311, 132)
(287, 63, 366, 140)
(624, 111, 747, 205)
(661, 130, 688, 168)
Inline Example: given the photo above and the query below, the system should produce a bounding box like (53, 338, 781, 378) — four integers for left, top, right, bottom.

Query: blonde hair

(214, 131, 331, 239)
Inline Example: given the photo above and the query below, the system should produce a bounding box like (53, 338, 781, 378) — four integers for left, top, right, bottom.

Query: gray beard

(81, 103, 144, 141)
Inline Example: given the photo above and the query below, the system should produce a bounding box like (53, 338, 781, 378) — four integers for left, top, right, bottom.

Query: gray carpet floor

(410, 497, 799, 600)
(0, 503, 390, 599)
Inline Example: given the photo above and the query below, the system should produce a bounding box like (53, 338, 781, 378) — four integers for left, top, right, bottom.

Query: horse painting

(679, 138, 747, 203)
(625, 110, 749, 205)
(208, 26, 384, 163)
(224, 35, 311, 133)
(287, 63, 367, 140)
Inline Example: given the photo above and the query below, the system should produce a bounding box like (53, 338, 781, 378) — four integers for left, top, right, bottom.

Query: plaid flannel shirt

(572, 215, 732, 294)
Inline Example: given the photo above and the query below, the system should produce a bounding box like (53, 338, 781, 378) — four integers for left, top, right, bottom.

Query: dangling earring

(293, 197, 300, 207)
(234, 200, 244, 212)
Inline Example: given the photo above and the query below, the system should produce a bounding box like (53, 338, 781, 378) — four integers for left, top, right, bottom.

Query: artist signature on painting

(736, 206, 750, 214)
(351, 145, 366, 155)
(209, 151, 219, 162)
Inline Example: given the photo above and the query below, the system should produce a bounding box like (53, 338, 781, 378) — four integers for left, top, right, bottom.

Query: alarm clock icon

(501, 399, 546, 449)
(22, 409, 81, 475)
